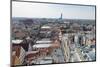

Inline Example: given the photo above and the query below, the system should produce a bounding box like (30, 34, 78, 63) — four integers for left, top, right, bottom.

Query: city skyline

(12, 1, 96, 66)
(12, 1, 95, 19)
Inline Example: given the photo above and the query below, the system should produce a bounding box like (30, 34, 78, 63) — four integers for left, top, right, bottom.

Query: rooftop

(33, 44, 52, 48)
(41, 26, 51, 29)
(12, 39, 23, 44)
(26, 51, 39, 55)
(36, 40, 52, 44)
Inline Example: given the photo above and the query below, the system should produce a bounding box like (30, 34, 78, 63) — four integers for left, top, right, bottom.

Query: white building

(62, 34, 70, 62)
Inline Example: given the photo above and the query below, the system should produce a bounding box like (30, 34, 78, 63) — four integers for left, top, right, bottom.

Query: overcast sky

(12, 1, 95, 19)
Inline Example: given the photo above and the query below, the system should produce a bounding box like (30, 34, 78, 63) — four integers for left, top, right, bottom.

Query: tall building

(59, 13, 63, 20)
(62, 34, 70, 62)
(58, 13, 63, 23)
(74, 33, 86, 46)
(60, 13, 62, 20)
(78, 35, 86, 46)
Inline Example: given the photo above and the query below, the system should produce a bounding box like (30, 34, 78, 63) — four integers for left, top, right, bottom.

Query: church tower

(60, 13, 62, 19)
(58, 13, 63, 23)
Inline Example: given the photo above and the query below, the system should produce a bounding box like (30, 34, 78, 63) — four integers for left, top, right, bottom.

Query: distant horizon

(12, 17, 95, 20)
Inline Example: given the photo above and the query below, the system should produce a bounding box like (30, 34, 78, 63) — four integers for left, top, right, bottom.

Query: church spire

(61, 13, 62, 19)
(59, 13, 62, 20)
